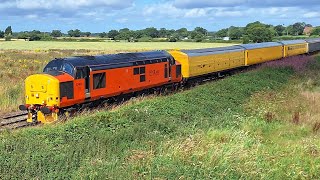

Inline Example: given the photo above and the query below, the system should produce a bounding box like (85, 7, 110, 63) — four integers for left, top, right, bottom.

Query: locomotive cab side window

(140, 75, 146, 82)
(76, 68, 87, 79)
(134, 67, 139, 75)
(140, 67, 145, 74)
(133, 67, 146, 75)
(133, 66, 146, 82)
(93, 72, 106, 89)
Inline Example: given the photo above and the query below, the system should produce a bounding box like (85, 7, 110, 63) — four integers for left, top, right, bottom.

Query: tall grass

(0, 64, 299, 179)
(1, 50, 319, 179)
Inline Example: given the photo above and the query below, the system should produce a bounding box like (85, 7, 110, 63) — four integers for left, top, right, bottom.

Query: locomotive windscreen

(44, 60, 74, 76)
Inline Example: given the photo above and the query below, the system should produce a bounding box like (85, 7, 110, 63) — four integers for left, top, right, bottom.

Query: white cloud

(116, 18, 128, 23)
(173, 0, 320, 9)
(143, 2, 319, 23)
(0, 0, 134, 20)
(14, 0, 134, 9)
(184, 9, 208, 18)
(303, 12, 320, 18)
(25, 14, 38, 19)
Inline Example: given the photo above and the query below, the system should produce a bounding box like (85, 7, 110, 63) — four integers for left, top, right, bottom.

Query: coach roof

(279, 40, 307, 45)
(238, 42, 282, 50)
(180, 46, 244, 57)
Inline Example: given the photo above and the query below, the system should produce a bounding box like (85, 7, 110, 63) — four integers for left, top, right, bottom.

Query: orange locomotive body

(22, 51, 182, 123)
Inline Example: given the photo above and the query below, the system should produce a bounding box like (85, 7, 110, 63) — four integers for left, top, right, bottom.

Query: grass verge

(1, 55, 320, 179)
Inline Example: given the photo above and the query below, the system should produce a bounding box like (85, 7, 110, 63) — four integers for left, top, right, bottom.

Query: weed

(312, 122, 320, 133)
(292, 112, 300, 124)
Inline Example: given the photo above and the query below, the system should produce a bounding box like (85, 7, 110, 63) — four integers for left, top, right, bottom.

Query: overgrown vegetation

(1, 55, 320, 179)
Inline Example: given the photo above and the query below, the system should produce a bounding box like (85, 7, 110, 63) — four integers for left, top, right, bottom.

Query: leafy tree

(68, 29, 81, 37)
(194, 27, 207, 36)
(108, 30, 119, 40)
(116, 29, 132, 41)
(99, 32, 107, 38)
(167, 29, 176, 36)
(274, 25, 285, 36)
(194, 27, 208, 35)
(228, 26, 243, 40)
(119, 28, 130, 33)
(130, 30, 143, 40)
(169, 33, 180, 42)
(5, 26, 12, 35)
(245, 21, 273, 42)
(176, 28, 188, 38)
(247, 26, 273, 43)
(73, 29, 81, 37)
(0, 30, 4, 38)
(292, 22, 305, 35)
(159, 28, 169, 38)
(143, 27, 159, 38)
(67, 30, 74, 37)
(286, 25, 294, 36)
(5, 34, 12, 41)
(269, 26, 277, 37)
(311, 27, 320, 36)
(215, 28, 228, 37)
(29, 30, 42, 41)
(242, 35, 250, 44)
(17, 32, 30, 39)
(51, 30, 62, 37)
(83, 32, 91, 37)
(190, 31, 199, 39)
(194, 33, 204, 42)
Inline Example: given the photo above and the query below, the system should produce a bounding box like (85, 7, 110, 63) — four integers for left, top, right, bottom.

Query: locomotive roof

(278, 39, 306, 45)
(238, 42, 282, 50)
(49, 50, 174, 72)
(180, 46, 244, 57)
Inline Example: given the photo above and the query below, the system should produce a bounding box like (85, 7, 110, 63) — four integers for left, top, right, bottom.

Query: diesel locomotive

(19, 38, 320, 123)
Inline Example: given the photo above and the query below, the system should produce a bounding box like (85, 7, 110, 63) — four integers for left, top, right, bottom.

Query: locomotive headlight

(35, 93, 39, 98)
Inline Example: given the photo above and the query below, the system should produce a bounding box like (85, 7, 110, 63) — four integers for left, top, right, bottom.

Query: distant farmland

(0, 41, 235, 51)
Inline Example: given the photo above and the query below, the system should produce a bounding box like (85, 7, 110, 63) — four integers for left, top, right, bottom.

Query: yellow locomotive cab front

(24, 74, 60, 123)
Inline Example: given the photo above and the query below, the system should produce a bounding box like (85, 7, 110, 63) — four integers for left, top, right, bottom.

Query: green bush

(137, 36, 152, 42)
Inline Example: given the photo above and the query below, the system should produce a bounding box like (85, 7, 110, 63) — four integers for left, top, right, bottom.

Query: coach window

(93, 72, 106, 89)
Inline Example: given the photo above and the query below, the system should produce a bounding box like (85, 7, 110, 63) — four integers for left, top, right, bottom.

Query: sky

(0, 0, 320, 33)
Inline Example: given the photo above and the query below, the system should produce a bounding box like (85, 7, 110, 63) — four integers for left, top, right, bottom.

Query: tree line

(1, 21, 320, 43)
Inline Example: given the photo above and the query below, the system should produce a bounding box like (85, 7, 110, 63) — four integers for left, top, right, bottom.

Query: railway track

(0, 111, 33, 131)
